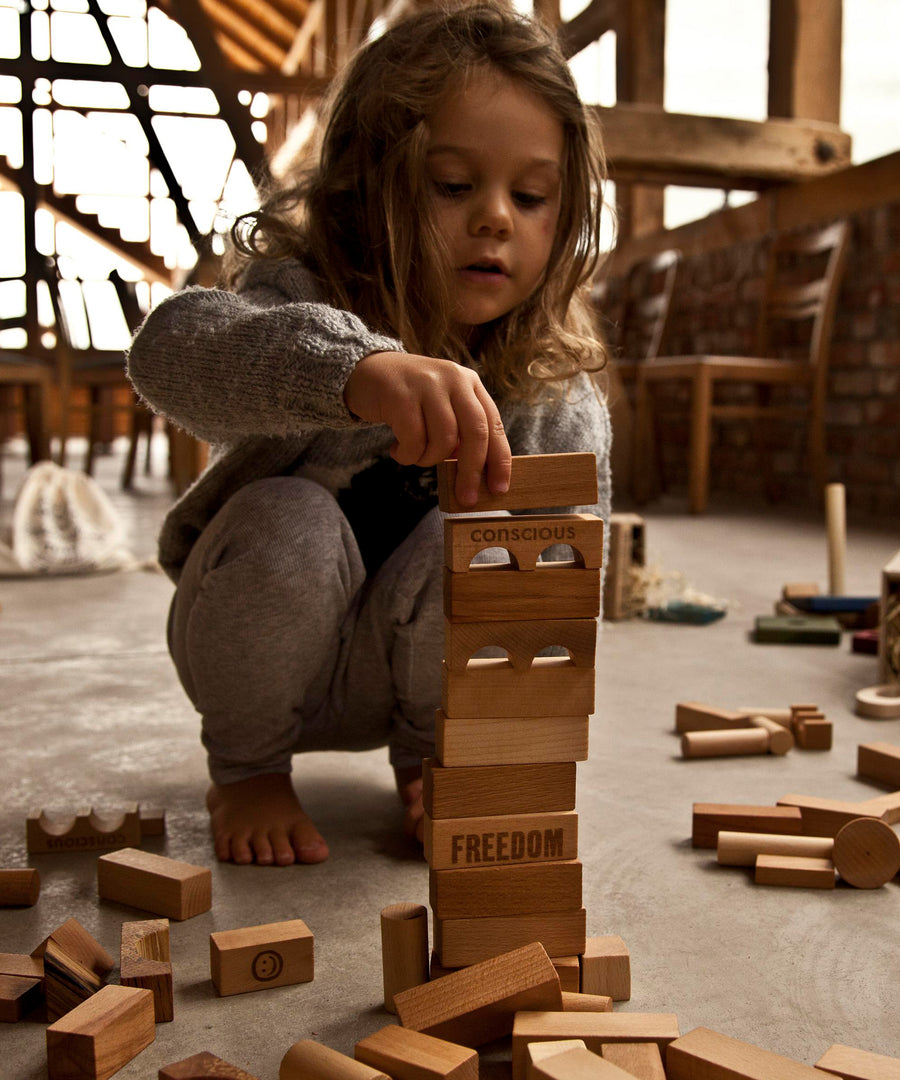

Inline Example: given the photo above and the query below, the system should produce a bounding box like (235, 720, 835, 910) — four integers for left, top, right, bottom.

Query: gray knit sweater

(126, 258, 612, 582)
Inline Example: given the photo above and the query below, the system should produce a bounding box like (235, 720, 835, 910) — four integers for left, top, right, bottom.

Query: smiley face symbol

(252, 949, 284, 982)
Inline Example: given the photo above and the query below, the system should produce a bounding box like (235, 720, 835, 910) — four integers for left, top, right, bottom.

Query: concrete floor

(1, 437, 899, 1077)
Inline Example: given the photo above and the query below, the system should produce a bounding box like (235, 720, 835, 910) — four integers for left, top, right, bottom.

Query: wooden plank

(437, 454, 598, 514)
(423, 760, 576, 819)
(815, 1043, 900, 1080)
(444, 516, 602, 574)
(754, 854, 836, 888)
(435, 910, 586, 969)
(436, 711, 589, 767)
(354, 1024, 478, 1080)
(444, 619, 597, 672)
(442, 658, 594, 719)
(666, 1025, 826, 1079)
(46, 984, 155, 1080)
(444, 568, 601, 623)
(691, 804, 803, 849)
(430, 861, 582, 920)
(425, 811, 577, 870)
(120, 919, 173, 1022)
(97, 848, 211, 921)
(210, 919, 314, 997)
(393, 942, 563, 1048)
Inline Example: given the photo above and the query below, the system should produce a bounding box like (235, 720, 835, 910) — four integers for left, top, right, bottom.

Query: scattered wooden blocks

(159, 1051, 261, 1078)
(666, 1025, 826, 1079)
(580, 936, 630, 1002)
(210, 919, 313, 997)
(430, 860, 582, 920)
(832, 817, 900, 888)
(424, 810, 578, 870)
(601, 1042, 667, 1080)
(280, 1039, 390, 1080)
(120, 919, 173, 1022)
(857, 741, 900, 788)
(816, 1042, 900, 1079)
(434, 909, 586, 969)
(423, 760, 576, 820)
(754, 854, 836, 888)
(46, 984, 155, 1080)
(97, 848, 211, 920)
(0, 972, 42, 1022)
(355, 1024, 478, 1080)
(691, 804, 803, 849)
(381, 903, 429, 1014)
(393, 941, 563, 1048)
(0, 867, 40, 906)
(437, 453, 598, 515)
(436, 710, 589, 767)
(27, 806, 142, 855)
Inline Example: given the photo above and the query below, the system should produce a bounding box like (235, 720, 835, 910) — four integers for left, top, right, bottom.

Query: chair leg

(121, 406, 143, 490)
(688, 370, 712, 514)
(23, 382, 52, 464)
(85, 386, 102, 475)
(632, 373, 652, 505)
(807, 407, 827, 502)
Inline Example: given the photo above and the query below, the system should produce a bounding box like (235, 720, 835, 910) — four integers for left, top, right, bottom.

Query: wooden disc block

(832, 817, 900, 888)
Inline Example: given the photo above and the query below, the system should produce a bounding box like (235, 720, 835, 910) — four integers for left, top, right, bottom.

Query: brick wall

(603, 199, 900, 519)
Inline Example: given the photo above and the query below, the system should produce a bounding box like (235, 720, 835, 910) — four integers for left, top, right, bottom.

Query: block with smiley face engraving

(210, 919, 313, 997)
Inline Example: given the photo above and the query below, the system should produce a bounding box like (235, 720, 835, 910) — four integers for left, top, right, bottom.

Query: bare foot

(394, 765, 425, 845)
(206, 774, 329, 866)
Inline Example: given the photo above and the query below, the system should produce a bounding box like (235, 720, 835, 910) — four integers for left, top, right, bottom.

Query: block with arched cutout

(444, 514, 602, 573)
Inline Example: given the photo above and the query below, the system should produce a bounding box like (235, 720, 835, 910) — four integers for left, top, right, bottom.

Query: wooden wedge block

(601, 1043, 666, 1080)
(430, 860, 582, 920)
(97, 848, 211, 920)
(121, 920, 173, 1022)
(425, 810, 578, 869)
(280, 1040, 390, 1080)
(691, 804, 803, 849)
(44, 939, 104, 1022)
(528, 1041, 589, 1080)
(862, 791, 900, 825)
(0, 973, 42, 1022)
(437, 454, 598, 514)
(0, 867, 40, 906)
(46, 984, 155, 1080)
(815, 1043, 900, 1079)
(159, 1051, 261, 1078)
(512, 1013, 680, 1080)
(27, 806, 142, 855)
(793, 717, 833, 750)
(444, 515, 602, 573)
(562, 993, 613, 1012)
(424, 760, 576, 819)
(531, 1043, 635, 1079)
(857, 742, 900, 788)
(444, 567, 601, 623)
(674, 703, 746, 734)
(681, 729, 769, 758)
(210, 919, 314, 996)
(552, 957, 580, 993)
(580, 937, 630, 1002)
(435, 909, 586, 968)
(754, 854, 836, 888)
(0, 952, 44, 983)
(355, 1024, 478, 1080)
(32, 918, 114, 979)
(666, 1025, 825, 1079)
(775, 796, 881, 837)
(442, 658, 594, 719)
(832, 817, 900, 888)
(436, 711, 589, 767)
(444, 618, 597, 673)
(393, 941, 562, 1048)
(716, 831, 832, 866)
(381, 904, 429, 1015)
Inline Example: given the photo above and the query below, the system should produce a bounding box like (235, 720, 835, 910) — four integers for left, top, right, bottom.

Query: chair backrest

(618, 248, 681, 363)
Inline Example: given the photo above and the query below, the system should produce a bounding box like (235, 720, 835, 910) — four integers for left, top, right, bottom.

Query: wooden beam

(558, 0, 615, 60)
(769, 0, 842, 124)
(199, 0, 288, 67)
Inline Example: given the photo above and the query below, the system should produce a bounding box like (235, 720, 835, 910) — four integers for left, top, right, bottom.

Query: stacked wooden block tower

(424, 452, 601, 978)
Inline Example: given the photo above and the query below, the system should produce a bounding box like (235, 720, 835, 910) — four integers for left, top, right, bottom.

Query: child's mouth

(459, 262, 509, 282)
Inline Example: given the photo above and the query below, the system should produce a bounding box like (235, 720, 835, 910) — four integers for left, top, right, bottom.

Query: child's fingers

(450, 386, 495, 507)
(474, 383, 512, 496)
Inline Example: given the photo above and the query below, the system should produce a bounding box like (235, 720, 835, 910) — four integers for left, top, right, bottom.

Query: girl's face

(425, 67, 564, 329)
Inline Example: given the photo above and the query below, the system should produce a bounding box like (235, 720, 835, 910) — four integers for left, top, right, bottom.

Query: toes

(230, 831, 256, 865)
(249, 829, 275, 866)
(269, 827, 297, 866)
(292, 825, 329, 864)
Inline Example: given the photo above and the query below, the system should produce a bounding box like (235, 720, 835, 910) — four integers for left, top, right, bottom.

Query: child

(127, 1, 612, 867)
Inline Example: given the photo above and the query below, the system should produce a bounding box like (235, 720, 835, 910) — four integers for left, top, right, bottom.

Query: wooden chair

(632, 220, 851, 514)
(0, 350, 53, 479)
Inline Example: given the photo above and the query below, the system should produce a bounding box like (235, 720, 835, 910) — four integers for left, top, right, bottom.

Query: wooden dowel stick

(717, 830, 833, 866)
(681, 729, 769, 758)
(380, 903, 429, 1015)
(825, 482, 846, 595)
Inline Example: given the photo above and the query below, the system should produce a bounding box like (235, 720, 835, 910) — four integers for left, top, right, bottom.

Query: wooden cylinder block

(832, 817, 900, 888)
(0, 868, 40, 906)
(681, 729, 769, 759)
(280, 1040, 390, 1080)
(826, 482, 846, 595)
(748, 715, 794, 754)
(717, 830, 833, 867)
(380, 903, 429, 1015)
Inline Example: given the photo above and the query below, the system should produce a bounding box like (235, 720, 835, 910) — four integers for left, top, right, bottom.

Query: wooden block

(776, 795, 881, 837)
(139, 807, 167, 837)
(552, 957, 581, 993)
(691, 804, 803, 849)
(27, 806, 142, 854)
(603, 513, 645, 621)
(0, 952, 44, 983)
(423, 760, 576, 819)
(0, 867, 40, 906)
(33, 919, 114, 979)
(393, 941, 563, 1048)
(355, 1024, 478, 1080)
(435, 909, 586, 968)
(717, 831, 832, 867)
(858, 742, 900, 788)
(444, 565, 601, 624)
(210, 919, 314, 996)
(280, 1041, 389, 1080)
(832, 817, 900, 888)
(782, 582, 820, 600)
(816, 1043, 900, 1080)
(425, 810, 578, 869)
(674, 703, 746, 734)
(46, 984, 155, 1080)
(561, 992, 613, 1012)
(753, 614, 841, 644)
(44, 939, 104, 1023)
(444, 618, 597, 673)
(436, 711, 589, 767)
(442, 658, 595, 719)
(666, 1025, 826, 1079)
(437, 453, 598, 514)
(580, 936, 630, 1002)
(734, 708, 793, 726)
(159, 1051, 261, 1078)
(430, 860, 582, 919)
(531, 1044, 636, 1079)
(601, 1043, 666, 1080)
(121, 919, 173, 1022)
(430, 952, 455, 982)
(754, 854, 836, 888)
(681, 729, 769, 758)
(444, 514, 602, 573)
(862, 790, 900, 825)
(528, 1041, 589, 1080)
(747, 715, 794, 754)
(97, 848, 211, 920)
(512, 1013, 680, 1080)
(381, 904, 429, 1014)
(794, 717, 833, 750)
(879, 548, 900, 684)
(0, 973, 42, 1022)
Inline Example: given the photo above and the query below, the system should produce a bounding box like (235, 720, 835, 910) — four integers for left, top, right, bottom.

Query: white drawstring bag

(0, 461, 140, 576)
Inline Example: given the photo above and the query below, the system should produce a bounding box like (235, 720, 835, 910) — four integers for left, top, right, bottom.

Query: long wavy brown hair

(230, 1, 608, 402)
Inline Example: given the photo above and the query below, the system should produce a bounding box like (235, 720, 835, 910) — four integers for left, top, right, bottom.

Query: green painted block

(754, 615, 842, 644)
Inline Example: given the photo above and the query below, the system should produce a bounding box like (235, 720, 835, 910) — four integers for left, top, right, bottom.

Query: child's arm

(343, 350, 511, 509)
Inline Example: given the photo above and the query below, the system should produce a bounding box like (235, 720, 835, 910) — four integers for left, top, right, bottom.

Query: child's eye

(434, 181, 471, 198)
(513, 191, 548, 209)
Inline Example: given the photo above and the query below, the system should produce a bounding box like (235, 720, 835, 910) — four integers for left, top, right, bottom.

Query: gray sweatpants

(167, 476, 444, 785)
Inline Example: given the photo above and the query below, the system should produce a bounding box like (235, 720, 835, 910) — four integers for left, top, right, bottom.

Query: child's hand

(344, 350, 511, 507)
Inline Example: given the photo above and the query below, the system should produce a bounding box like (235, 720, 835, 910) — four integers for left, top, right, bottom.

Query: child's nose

(469, 191, 513, 238)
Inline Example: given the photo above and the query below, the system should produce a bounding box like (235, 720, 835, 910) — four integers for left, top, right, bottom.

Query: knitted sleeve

(126, 259, 403, 443)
